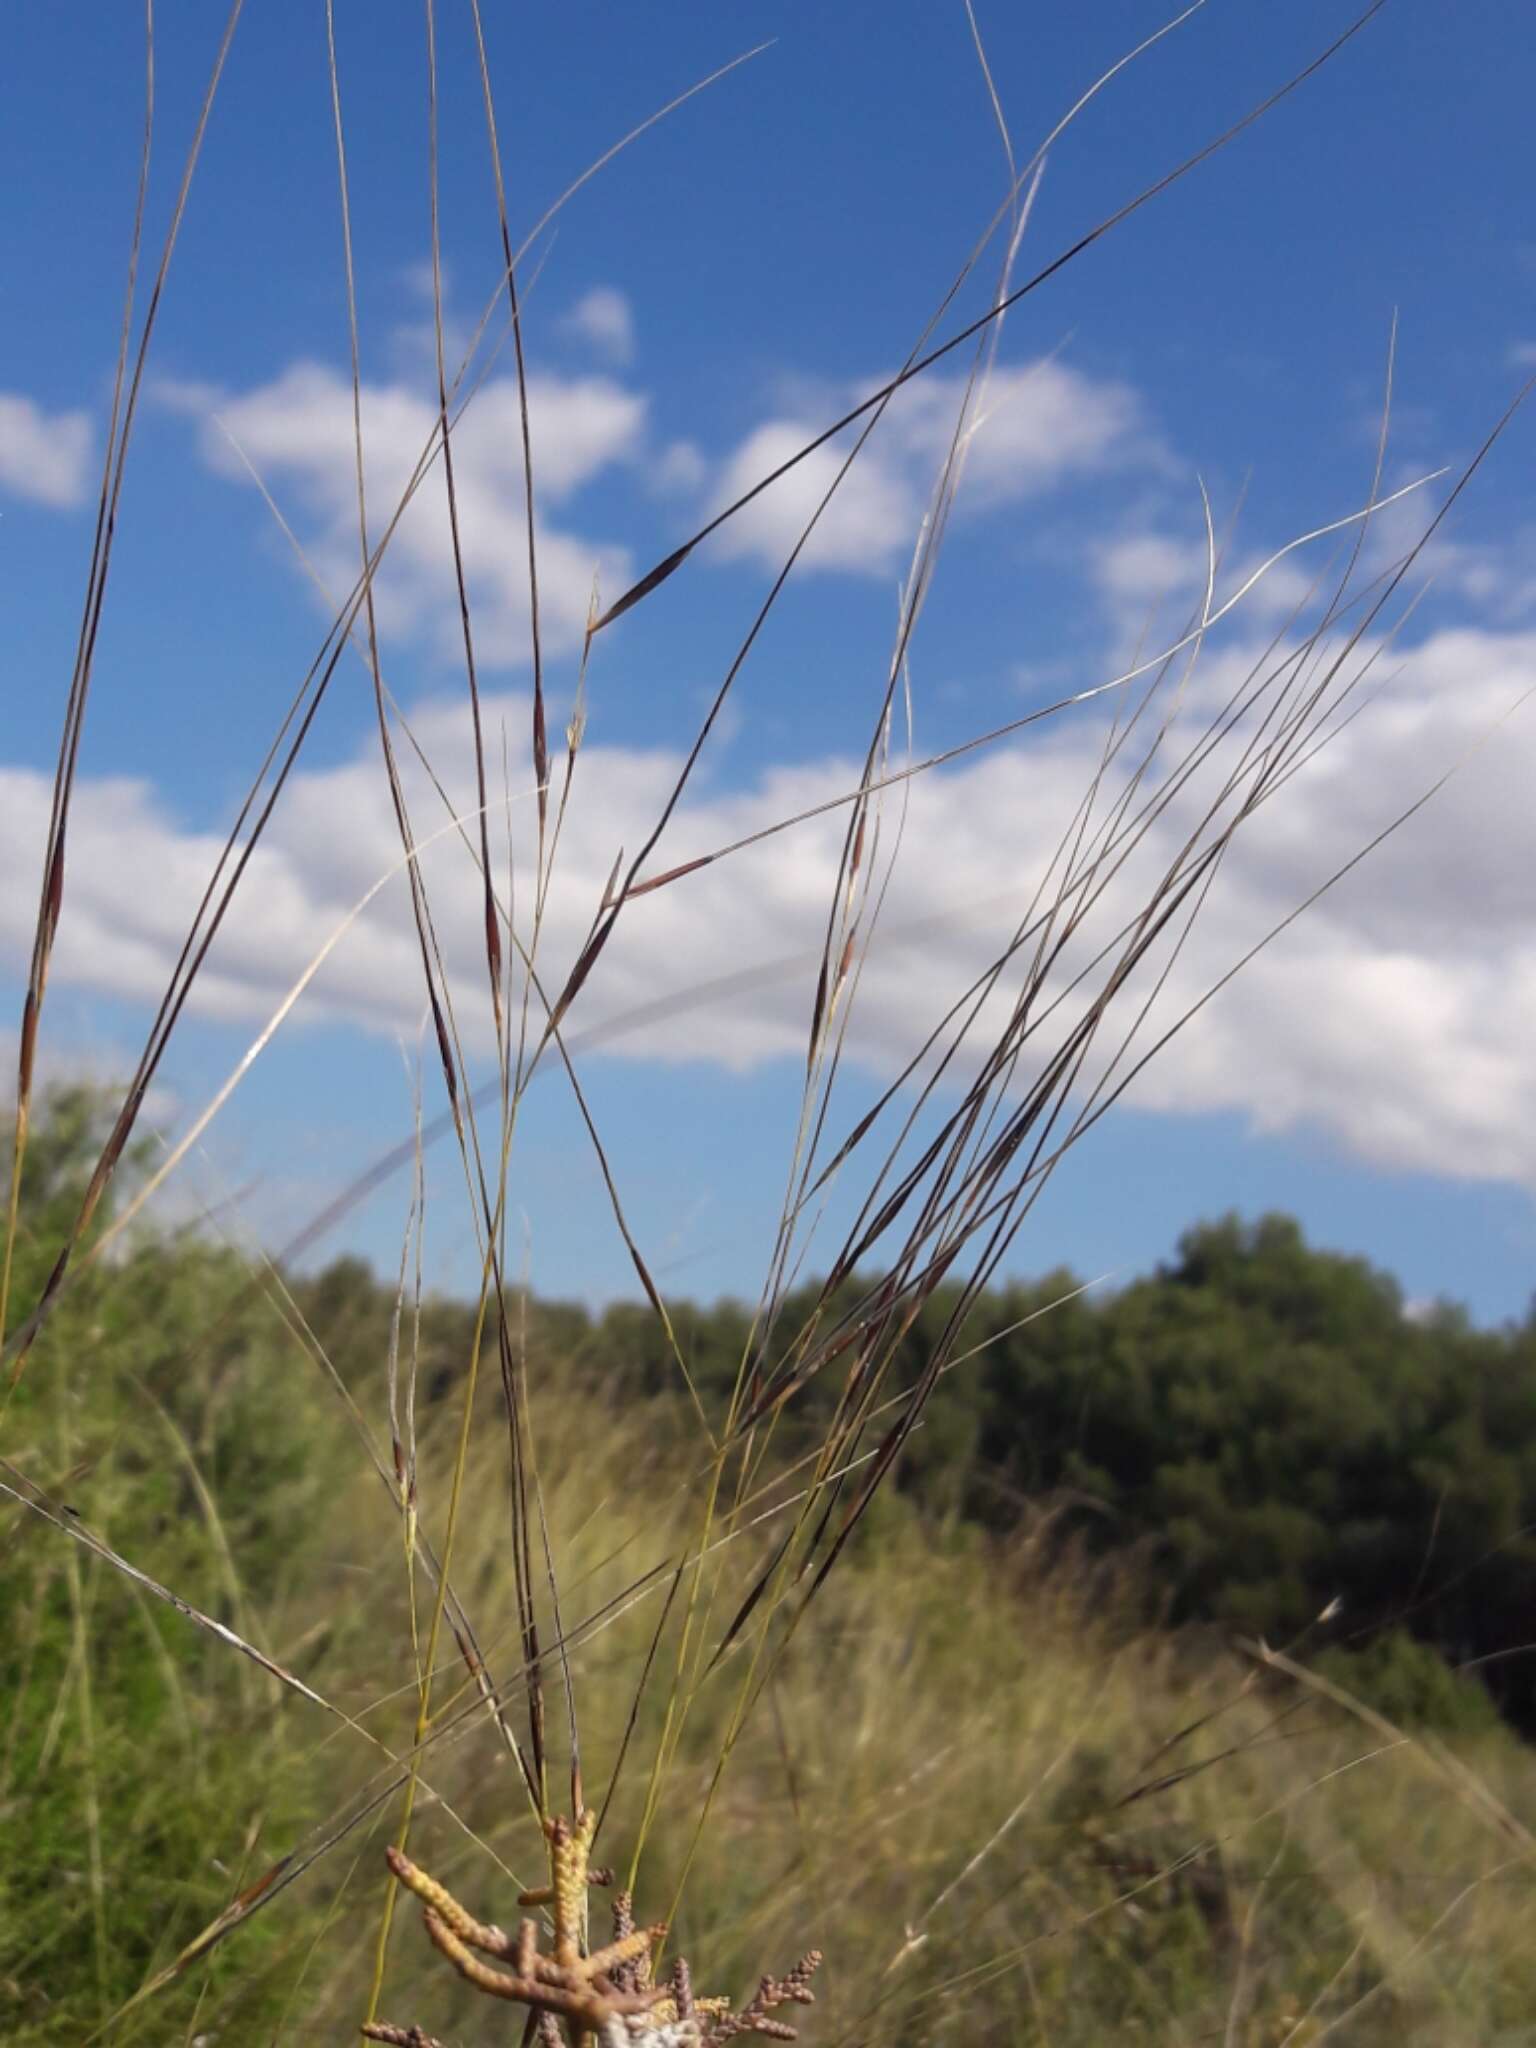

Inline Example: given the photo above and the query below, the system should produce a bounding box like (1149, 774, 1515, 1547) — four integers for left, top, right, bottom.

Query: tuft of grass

(4, 6, 1534, 2046)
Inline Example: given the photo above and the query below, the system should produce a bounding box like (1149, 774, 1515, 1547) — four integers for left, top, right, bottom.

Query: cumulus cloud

(1347, 483, 1536, 631)
(157, 337, 1157, 671)
(4, 620, 1536, 1192)
(1093, 532, 1208, 617)
(158, 360, 646, 662)
(708, 358, 1153, 576)
(0, 391, 93, 508)
(1092, 527, 1320, 646)
(650, 439, 708, 496)
(560, 286, 636, 365)
(710, 419, 919, 575)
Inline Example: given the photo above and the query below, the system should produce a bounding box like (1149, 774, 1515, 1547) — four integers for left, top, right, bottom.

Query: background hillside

(298, 1198, 1536, 1735)
(6, 1088, 1535, 2045)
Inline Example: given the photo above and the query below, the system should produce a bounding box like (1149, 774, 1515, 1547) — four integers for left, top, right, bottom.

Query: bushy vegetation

(7, 1091, 1536, 2044)
(0, 1090, 363, 2040)
(296, 1210, 1536, 1736)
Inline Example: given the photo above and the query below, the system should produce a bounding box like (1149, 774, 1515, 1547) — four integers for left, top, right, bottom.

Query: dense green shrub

(1314, 1629, 1502, 1738)
(1, 1090, 361, 2043)
(299, 1210, 1536, 1733)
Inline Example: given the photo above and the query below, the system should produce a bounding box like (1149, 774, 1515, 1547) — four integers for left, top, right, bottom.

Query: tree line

(297, 1212, 1536, 1732)
(10, 1087, 1535, 1732)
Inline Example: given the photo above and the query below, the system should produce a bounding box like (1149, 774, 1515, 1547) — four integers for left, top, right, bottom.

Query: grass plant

(3, 4, 1534, 2044)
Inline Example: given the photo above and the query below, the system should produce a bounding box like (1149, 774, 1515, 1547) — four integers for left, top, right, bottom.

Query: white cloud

(889, 358, 1149, 504)
(651, 439, 708, 496)
(1093, 532, 1207, 611)
(158, 342, 1155, 666)
(4, 622, 1536, 1194)
(0, 391, 93, 508)
(1507, 342, 1536, 370)
(708, 358, 1153, 577)
(159, 360, 646, 663)
(710, 420, 919, 575)
(560, 286, 636, 365)
(1357, 485, 1536, 629)
(1092, 528, 1320, 644)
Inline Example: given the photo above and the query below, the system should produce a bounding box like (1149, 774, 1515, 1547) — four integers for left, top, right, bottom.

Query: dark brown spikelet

(605, 1888, 643, 1994)
(773, 1952, 824, 2007)
(670, 1954, 696, 2021)
(704, 1948, 823, 2042)
(610, 1888, 636, 1941)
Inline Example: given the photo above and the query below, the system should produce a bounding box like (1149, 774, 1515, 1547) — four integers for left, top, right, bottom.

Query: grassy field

(5, 1184, 1536, 2046)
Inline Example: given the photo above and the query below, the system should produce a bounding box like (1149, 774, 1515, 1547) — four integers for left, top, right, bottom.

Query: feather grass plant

(3, 4, 1535, 2045)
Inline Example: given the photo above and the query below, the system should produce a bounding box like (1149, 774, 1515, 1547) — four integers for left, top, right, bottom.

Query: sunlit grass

(4, 1206, 1535, 2046)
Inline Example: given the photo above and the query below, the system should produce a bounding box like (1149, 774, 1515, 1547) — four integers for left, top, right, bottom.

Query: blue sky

(4, 0, 1536, 1324)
